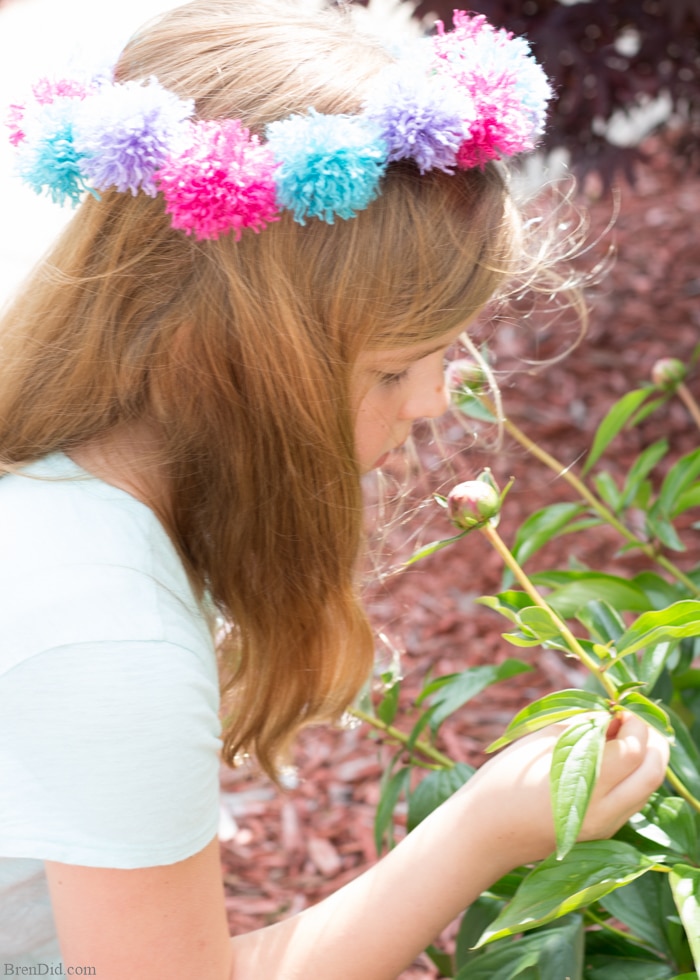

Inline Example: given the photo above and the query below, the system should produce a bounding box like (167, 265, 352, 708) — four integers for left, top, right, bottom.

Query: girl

(0, 2, 668, 977)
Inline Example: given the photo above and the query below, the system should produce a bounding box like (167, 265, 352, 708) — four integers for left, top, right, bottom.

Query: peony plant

(356, 353, 700, 979)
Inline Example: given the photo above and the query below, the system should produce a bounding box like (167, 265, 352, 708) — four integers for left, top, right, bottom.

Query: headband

(6, 12, 552, 241)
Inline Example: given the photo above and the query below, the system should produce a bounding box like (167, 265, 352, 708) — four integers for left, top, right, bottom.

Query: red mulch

(219, 133, 700, 977)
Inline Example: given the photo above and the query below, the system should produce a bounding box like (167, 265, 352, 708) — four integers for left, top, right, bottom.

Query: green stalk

(499, 414, 700, 598)
(480, 523, 700, 816)
(677, 382, 700, 433)
(480, 523, 620, 701)
(350, 706, 454, 769)
(665, 765, 700, 815)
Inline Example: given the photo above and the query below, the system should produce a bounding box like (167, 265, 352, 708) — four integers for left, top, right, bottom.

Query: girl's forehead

(363, 325, 466, 364)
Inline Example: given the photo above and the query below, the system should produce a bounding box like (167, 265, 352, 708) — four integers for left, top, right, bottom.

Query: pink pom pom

(6, 104, 26, 146)
(31, 78, 91, 105)
(157, 119, 280, 241)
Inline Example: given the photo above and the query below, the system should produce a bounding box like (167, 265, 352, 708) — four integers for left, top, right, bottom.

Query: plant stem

(677, 382, 700, 432)
(350, 706, 455, 769)
(665, 765, 700, 815)
(480, 523, 620, 701)
(498, 413, 700, 598)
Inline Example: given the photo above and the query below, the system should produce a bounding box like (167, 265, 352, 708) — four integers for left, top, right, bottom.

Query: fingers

(580, 715, 670, 839)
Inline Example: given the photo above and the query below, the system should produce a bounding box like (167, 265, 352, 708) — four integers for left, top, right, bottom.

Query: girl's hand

(461, 711, 670, 870)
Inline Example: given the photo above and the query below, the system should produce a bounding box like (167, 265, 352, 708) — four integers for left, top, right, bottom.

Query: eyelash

(378, 368, 410, 387)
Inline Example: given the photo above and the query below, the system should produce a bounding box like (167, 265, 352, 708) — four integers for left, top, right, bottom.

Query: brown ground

(219, 134, 700, 977)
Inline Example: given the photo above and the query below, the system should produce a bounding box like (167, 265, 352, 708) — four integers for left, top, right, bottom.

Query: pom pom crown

(6, 11, 552, 240)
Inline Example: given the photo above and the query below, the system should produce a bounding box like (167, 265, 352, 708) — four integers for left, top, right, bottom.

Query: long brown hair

(0, 0, 519, 776)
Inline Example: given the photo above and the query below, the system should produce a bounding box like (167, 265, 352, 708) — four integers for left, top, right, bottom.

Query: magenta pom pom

(157, 119, 280, 241)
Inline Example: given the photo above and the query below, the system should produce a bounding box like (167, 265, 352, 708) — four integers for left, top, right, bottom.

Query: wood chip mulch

(219, 132, 700, 977)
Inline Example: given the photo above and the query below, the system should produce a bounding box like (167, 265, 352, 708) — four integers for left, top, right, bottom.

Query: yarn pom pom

(6, 78, 90, 147)
(266, 110, 387, 224)
(73, 79, 193, 196)
(6, 104, 26, 146)
(15, 101, 90, 206)
(32, 77, 91, 105)
(432, 12, 552, 167)
(363, 65, 469, 174)
(157, 119, 280, 241)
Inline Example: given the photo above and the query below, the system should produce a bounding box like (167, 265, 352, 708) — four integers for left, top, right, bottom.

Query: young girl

(0, 1, 668, 976)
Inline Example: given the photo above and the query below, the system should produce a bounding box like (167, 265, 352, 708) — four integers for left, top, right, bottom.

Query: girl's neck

(68, 420, 170, 515)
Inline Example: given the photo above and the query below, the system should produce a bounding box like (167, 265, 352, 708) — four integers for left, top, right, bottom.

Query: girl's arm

(46, 713, 668, 980)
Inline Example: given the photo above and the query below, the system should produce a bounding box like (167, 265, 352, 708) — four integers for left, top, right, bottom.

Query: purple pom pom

(364, 67, 468, 174)
(73, 79, 193, 196)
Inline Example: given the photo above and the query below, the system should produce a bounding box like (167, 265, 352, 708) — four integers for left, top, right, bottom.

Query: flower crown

(6, 12, 552, 242)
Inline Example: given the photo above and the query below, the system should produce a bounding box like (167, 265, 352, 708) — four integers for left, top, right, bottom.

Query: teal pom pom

(266, 110, 387, 224)
(17, 104, 90, 206)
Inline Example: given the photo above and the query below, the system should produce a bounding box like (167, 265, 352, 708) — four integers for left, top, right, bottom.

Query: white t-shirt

(0, 454, 222, 968)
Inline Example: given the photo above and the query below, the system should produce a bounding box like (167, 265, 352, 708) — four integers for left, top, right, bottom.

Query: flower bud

(651, 357, 687, 390)
(447, 479, 501, 530)
(445, 357, 487, 394)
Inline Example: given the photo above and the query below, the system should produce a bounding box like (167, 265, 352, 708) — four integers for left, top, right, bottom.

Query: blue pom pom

(17, 107, 89, 206)
(266, 110, 387, 224)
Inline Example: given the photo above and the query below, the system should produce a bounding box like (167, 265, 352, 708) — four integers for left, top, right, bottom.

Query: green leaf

(646, 510, 686, 552)
(530, 571, 652, 618)
(459, 915, 584, 980)
(583, 387, 654, 474)
(373, 766, 409, 855)
(376, 679, 400, 726)
(620, 439, 669, 509)
(670, 864, 700, 972)
(474, 841, 655, 944)
(586, 960, 675, 980)
(551, 714, 609, 859)
(510, 502, 587, 568)
(486, 690, 610, 753)
(626, 796, 700, 863)
(672, 484, 700, 517)
(616, 601, 700, 657)
(579, 599, 626, 644)
(454, 390, 497, 422)
(404, 530, 469, 566)
(424, 944, 454, 977)
(518, 606, 566, 642)
(455, 895, 504, 970)
(600, 868, 679, 957)
(668, 707, 700, 800)
(407, 763, 474, 831)
(639, 641, 676, 689)
(592, 470, 622, 511)
(477, 591, 533, 626)
(659, 448, 700, 517)
(617, 691, 674, 736)
(632, 571, 684, 608)
(419, 659, 532, 729)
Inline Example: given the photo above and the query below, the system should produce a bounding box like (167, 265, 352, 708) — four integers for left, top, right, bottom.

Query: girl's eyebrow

(394, 339, 457, 366)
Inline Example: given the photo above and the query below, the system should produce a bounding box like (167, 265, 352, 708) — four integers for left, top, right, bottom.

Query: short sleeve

(0, 640, 222, 868)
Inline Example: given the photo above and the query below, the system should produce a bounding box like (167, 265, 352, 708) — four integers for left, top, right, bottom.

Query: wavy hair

(0, 0, 521, 776)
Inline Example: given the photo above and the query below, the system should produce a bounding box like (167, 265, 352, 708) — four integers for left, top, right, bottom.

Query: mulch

(218, 132, 700, 977)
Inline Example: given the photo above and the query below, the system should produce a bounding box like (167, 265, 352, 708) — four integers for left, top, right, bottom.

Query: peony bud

(445, 357, 487, 394)
(651, 357, 687, 390)
(447, 479, 501, 531)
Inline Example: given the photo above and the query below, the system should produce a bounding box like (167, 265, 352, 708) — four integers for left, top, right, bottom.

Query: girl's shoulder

(0, 453, 213, 677)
